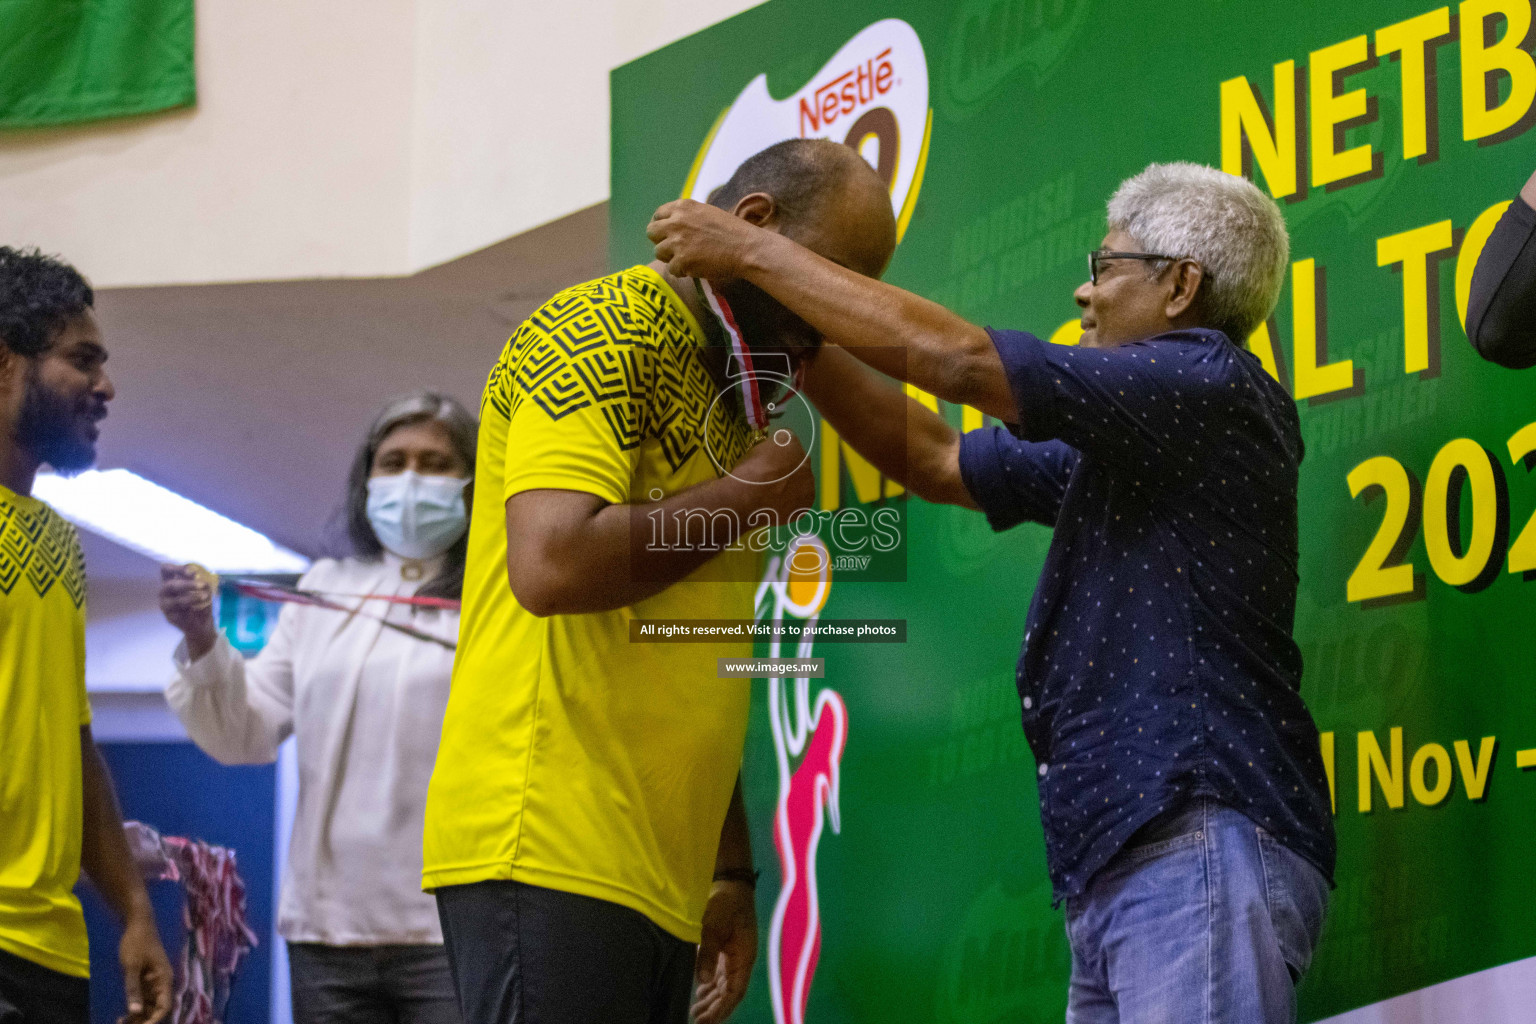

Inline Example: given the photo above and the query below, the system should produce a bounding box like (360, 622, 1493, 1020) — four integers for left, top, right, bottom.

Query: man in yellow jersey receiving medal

(0, 247, 172, 1024)
(423, 140, 895, 1024)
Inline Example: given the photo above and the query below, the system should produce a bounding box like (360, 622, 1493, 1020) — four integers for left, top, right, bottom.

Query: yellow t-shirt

(423, 266, 759, 942)
(0, 485, 91, 977)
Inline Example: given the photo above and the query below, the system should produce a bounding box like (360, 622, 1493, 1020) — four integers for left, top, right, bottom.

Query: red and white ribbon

(227, 579, 457, 650)
(698, 279, 770, 434)
(229, 580, 459, 611)
(125, 822, 258, 1024)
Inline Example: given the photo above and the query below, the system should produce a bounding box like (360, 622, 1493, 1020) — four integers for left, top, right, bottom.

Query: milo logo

(935, 881, 1071, 1023)
(943, 0, 1089, 115)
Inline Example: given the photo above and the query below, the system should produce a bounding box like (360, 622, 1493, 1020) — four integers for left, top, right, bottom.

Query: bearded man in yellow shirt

(0, 247, 172, 1024)
(423, 141, 896, 1024)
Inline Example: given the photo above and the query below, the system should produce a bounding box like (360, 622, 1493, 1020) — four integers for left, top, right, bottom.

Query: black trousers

(288, 943, 461, 1024)
(435, 881, 696, 1024)
(0, 948, 88, 1024)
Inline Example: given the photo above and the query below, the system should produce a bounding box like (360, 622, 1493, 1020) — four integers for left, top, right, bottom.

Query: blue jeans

(1063, 799, 1329, 1024)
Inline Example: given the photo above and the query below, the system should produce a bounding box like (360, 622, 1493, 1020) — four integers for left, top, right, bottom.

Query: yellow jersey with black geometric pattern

(424, 265, 759, 943)
(0, 485, 92, 977)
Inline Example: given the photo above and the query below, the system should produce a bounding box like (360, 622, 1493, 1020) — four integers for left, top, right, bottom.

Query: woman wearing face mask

(158, 392, 474, 1024)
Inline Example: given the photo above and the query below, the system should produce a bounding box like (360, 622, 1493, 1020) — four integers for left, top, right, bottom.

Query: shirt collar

(1141, 326, 1233, 346)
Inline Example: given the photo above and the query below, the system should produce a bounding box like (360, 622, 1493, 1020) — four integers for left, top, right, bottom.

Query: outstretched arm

(649, 200, 1016, 421)
(801, 345, 977, 509)
(161, 565, 296, 765)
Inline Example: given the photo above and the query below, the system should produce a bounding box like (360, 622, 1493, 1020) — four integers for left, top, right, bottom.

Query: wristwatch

(713, 867, 761, 888)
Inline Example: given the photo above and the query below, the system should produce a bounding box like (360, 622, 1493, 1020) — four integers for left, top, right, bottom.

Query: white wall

(0, 0, 417, 287)
(408, 0, 767, 271)
(0, 0, 765, 288)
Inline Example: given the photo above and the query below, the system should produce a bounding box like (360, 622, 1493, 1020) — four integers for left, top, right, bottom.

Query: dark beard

(716, 279, 820, 358)
(702, 279, 818, 408)
(16, 364, 95, 475)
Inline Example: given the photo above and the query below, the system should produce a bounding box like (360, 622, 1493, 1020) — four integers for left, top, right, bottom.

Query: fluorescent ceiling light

(34, 469, 310, 574)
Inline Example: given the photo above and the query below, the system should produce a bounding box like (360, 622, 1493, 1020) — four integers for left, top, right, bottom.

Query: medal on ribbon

(698, 279, 771, 441)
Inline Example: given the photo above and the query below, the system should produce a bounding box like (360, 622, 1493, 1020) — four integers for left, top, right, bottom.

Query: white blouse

(165, 554, 458, 946)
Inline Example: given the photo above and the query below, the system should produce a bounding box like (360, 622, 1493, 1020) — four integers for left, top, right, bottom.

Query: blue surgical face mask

(365, 471, 469, 561)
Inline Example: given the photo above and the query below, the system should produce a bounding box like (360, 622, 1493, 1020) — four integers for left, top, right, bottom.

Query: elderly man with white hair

(649, 162, 1335, 1023)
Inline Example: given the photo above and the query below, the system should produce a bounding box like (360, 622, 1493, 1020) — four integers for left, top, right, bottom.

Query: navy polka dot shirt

(957, 327, 1336, 904)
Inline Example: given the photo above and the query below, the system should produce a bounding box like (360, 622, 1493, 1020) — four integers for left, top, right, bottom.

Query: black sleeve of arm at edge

(1467, 196, 1536, 370)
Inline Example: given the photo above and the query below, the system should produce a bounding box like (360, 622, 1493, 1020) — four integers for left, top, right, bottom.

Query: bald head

(709, 138, 896, 278)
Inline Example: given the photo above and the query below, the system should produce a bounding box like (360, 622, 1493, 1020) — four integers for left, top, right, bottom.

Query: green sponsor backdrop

(612, 2, 1536, 1020)
(0, 0, 194, 128)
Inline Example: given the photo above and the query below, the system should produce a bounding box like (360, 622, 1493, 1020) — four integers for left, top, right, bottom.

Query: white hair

(1106, 162, 1289, 342)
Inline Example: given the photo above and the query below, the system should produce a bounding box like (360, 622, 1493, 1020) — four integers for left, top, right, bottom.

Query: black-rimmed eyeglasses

(1088, 249, 1188, 285)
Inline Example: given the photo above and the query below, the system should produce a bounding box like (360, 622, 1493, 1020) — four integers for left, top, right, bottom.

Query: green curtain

(0, 0, 194, 128)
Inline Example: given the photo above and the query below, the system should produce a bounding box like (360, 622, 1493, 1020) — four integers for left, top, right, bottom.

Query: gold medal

(185, 563, 218, 610)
